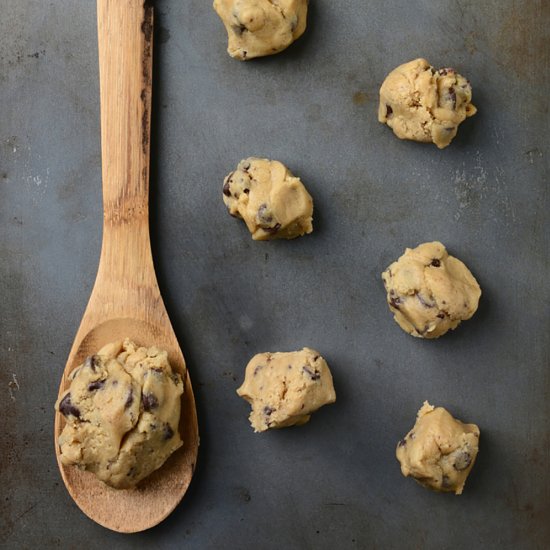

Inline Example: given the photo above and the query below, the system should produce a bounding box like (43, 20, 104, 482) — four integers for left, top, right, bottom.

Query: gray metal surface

(1, 0, 549, 548)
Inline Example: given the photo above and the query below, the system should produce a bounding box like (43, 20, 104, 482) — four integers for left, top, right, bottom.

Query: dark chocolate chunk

(449, 87, 457, 108)
(264, 223, 281, 235)
(303, 366, 321, 381)
(253, 365, 264, 376)
(257, 203, 273, 223)
(58, 393, 80, 418)
(438, 67, 455, 76)
(390, 296, 403, 309)
(431, 259, 441, 267)
(263, 406, 274, 416)
(163, 423, 175, 440)
(231, 23, 246, 35)
(243, 188, 250, 194)
(417, 293, 435, 308)
(398, 439, 406, 447)
(142, 392, 159, 411)
(87, 379, 106, 392)
(453, 450, 472, 471)
(84, 355, 100, 372)
(437, 312, 445, 319)
(223, 181, 231, 197)
(125, 389, 134, 408)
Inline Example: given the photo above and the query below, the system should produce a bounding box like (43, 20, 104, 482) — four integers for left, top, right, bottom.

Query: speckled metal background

(1, 0, 549, 548)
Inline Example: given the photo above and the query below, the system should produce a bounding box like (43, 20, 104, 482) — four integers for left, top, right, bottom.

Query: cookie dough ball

(213, 0, 308, 60)
(378, 58, 477, 149)
(237, 348, 336, 432)
(381, 241, 481, 338)
(55, 339, 183, 489)
(223, 157, 313, 240)
(396, 401, 480, 494)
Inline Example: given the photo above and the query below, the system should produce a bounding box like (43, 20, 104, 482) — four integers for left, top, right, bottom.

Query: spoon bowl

(54, 0, 198, 532)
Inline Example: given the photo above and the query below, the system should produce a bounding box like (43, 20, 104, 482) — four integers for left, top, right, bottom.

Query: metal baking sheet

(1, 0, 549, 548)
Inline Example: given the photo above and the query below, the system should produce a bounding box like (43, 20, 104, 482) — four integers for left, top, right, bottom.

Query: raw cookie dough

(237, 348, 336, 432)
(213, 0, 308, 60)
(223, 157, 313, 240)
(55, 338, 183, 489)
(381, 241, 481, 339)
(378, 58, 477, 149)
(396, 401, 480, 494)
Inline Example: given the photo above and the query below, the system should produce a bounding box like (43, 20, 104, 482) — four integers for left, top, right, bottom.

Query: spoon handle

(96, 0, 158, 299)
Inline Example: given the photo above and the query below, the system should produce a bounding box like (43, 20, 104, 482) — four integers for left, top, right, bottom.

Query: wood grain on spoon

(54, 0, 199, 533)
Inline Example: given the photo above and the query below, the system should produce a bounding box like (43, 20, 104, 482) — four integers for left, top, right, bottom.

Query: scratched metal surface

(1, 0, 549, 548)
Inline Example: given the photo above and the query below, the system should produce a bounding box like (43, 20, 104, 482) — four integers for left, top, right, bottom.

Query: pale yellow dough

(378, 58, 477, 148)
(237, 348, 336, 432)
(55, 339, 183, 489)
(213, 0, 308, 60)
(382, 241, 481, 338)
(396, 401, 480, 494)
(223, 157, 313, 240)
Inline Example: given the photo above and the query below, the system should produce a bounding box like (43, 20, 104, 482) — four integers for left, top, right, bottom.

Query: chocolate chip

(408, 432, 415, 440)
(125, 389, 134, 408)
(438, 67, 455, 76)
(142, 392, 159, 411)
(417, 293, 435, 308)
(264, 223, 281, 235)
(58, 393, 80, 418)
(243, 188, 250, 194)
(87, 379, 106, 392)
(84, 355, 100, 372)
(303, 366, 321, 381)
(223, 181, 231, 197)
(231, 24, 246, 35)
(431, 259, 441, 267)
(253, 365, 264, 376)
(398, 439, 406, 447)
(263, 406, 274, 416)
(437, 312, 445, 319)
(257, 203, 273, 223)
(453, 451, 472, 471)
(449, 87, 457, 108)
(390, 296, 402, 309)
(163, 423, 175, 440)
(386, 105, 393, 117)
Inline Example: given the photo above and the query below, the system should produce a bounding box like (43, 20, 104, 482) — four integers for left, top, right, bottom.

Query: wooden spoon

(54, 0, 199, 533)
